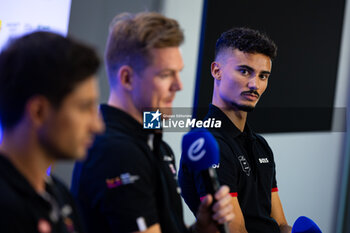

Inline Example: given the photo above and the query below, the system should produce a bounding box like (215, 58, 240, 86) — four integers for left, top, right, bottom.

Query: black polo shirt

(71, 104, 189, 233)
(0, 155, 85, 233)
(179, 104, 280, 233)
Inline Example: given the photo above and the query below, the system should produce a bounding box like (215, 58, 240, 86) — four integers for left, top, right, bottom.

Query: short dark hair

(105, 12, 184, 85)
(215, 27, 277, 60)
(0, 31, 100, 129)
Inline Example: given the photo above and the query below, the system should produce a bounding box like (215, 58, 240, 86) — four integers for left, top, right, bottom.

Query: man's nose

(92, 111, 105, 134)
(172, 73, 183, 91)
(247, 75, 259, 90)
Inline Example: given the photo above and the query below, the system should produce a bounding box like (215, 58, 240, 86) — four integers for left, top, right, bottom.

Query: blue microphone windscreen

(292, 216, 322, 233)
(181, 128, 219, 171)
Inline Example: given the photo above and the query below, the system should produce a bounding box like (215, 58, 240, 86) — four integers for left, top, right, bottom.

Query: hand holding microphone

(182, 129, 233, 233)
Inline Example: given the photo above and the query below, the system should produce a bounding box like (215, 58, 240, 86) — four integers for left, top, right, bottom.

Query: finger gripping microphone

(182, 128, 229, 233)
(292, 216, 322, 233)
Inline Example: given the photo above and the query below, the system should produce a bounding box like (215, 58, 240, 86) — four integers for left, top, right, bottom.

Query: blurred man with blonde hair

(72, 12, 234, 233)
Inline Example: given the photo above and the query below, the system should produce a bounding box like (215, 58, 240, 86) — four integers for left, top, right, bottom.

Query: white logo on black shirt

(258, 158, 269, 164)
(163, 155, 173, 162)
(238, 156, 251, 176)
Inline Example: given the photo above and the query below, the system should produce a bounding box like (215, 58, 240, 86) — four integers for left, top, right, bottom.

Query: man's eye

(79, 105, 90, 111)
(159, 73, 172, 78)
(239, 69, 249, 76)
(79, 103, 94, 111)
(260, 74, 269, 80)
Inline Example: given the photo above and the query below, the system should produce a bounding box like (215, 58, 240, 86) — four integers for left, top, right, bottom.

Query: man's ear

(25, 96, 51, 127)
(211, 61, 222, 80)
(118, 65, 135, 91)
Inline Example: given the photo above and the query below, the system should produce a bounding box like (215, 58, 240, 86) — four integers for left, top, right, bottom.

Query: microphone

(292, 216, 322, 233)
(182, 128, 229, 233)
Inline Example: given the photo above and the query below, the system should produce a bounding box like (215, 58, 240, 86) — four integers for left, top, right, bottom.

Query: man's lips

(164, 97, 175, 104)
(85, 137, 94, 148)
(241, 91, 259, 101)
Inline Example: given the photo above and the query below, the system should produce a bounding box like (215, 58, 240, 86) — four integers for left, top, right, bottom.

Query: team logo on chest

(106, 173, 140, 189)
(258, 158, 269, 164)
(238, 156, 251, 176)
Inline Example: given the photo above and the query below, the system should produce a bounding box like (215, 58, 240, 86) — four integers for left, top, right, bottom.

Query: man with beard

(0, 31, 104, 233)
(71, 12, 235, 233)
(179, 28, 292, 233)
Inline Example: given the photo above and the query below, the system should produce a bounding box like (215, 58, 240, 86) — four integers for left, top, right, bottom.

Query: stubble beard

(230, 101, 255, 112)
(38, 132, 78, 161)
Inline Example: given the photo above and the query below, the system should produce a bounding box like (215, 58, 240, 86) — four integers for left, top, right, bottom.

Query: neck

(108, 90, 143, 123)
(212, 92, 247, 132)
(0, 125, 54, 193)
(219, 107, 247, 132)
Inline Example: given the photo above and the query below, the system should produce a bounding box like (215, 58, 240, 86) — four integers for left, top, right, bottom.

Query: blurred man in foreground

(0, 31, 104, 233)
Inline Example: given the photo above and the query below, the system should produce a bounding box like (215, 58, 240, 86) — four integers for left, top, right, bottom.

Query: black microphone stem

(201, 168, 230, 233)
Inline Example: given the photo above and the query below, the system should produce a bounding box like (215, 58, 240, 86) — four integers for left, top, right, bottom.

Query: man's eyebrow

(157, 67, 184, 74)
(261, 70, 271, 75)
(157, 69, 176, 74)
(76, 98, 98, 105)
(237, 65, 254, 72)
(237, 65, 271, 75)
